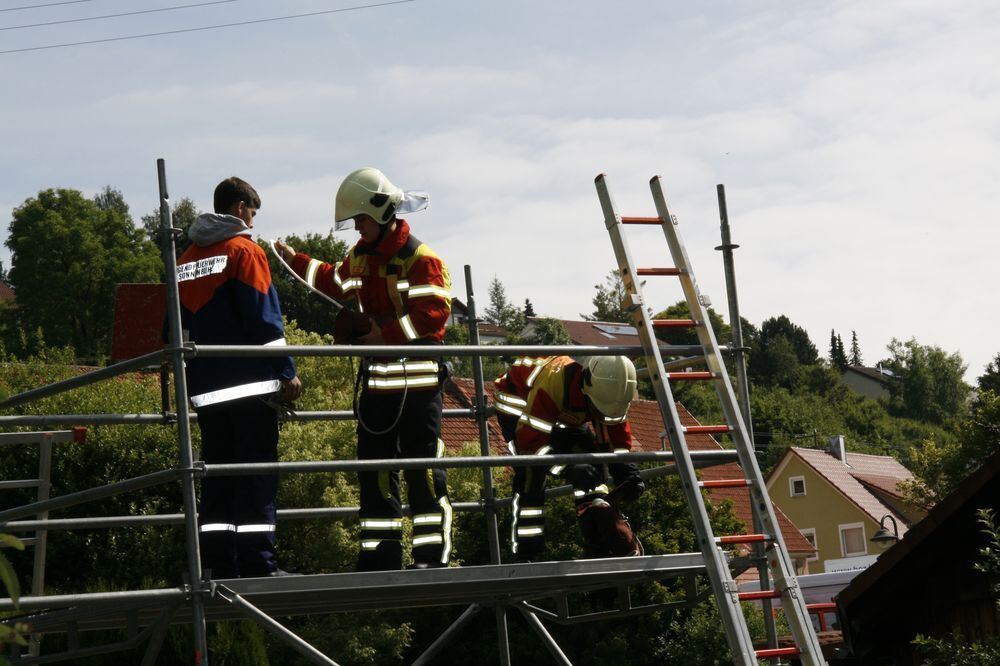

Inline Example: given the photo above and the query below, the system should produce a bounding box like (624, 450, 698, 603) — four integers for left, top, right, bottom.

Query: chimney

(827, 435, 847, 463)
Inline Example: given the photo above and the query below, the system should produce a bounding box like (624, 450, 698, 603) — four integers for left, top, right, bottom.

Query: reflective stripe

(576, 484, 610, 497)
(332, 262, 344, 286)
(237, 524, 275, 533)
(305, 259, 322, 287)
(396, 279, 410, 292)
(190, 379, 281, 408)
(342, 277, 363, 292)
(526, 364, 544, 387)
(507, 441, 516, 456)
(496, 393, 527, 407)
(200, 523, 235, 533)
(517, 527, 544, 537)
(520, 414, 553, 434)
(407, 284, 451, 299)
(413, 535, 443, 546)
(436, 437, 445, 458)
(368, 360, 439, 375)
(264, 337, 287, 347)
(177, 255, 227, 282)
(495, 402, 523, 417)
(510, 492, 520, 553)
(613, 448, 629, 454)
(603, 414, 628, 425)
(413, 514, 442, 525)
(367, 375, 440, 390)
(550, 465, 565, 475)
(361, 540, 381, 550)
(519, 508, 544, 518)
(439, 495, 454, 564)
(573, 490, 586, 498)
(535, 446, 552, 455)
(361, 518, 403, 530)
(399, 314, 419, 341)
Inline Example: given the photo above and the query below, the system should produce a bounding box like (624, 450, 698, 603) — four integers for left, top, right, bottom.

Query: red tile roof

(537, 318, 642, 347)
(786, 447, 914, 538)
(0, 281, 14, 303)
(442, 377, 508, 456)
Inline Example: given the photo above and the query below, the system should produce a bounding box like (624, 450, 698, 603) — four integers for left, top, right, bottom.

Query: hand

(355, 320, 384, 345)
(274, 240, 296, 262)
(279, 376, 302, 401)
(563, 464, 603, 491)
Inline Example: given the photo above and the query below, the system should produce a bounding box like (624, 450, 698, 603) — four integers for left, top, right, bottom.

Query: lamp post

(871, 514, 900, 546)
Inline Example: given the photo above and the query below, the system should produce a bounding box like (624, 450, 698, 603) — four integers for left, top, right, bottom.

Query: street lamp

(871, 514, 899, 545)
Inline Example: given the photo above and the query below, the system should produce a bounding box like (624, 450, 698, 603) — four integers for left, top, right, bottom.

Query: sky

(1, 0, 998, 381)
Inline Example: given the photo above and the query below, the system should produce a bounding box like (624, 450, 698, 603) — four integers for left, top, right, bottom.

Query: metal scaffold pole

(157, 158, 210, 664)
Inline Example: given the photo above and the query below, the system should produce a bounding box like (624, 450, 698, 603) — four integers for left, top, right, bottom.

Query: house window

(789, 476, 806, 497)
(800, 528, 819, 562)
(839, 523, 867, 557)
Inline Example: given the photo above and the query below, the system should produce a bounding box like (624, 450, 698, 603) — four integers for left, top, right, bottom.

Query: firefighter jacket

(289, 219, 451, 392)
(177, 213, 296, 409)
(497, 356, 633, 455)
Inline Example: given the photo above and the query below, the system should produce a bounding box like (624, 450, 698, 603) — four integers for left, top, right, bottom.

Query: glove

(614, 478, 645, 504)
(563, 464, 603, 491)
(334, 308, 372, 344)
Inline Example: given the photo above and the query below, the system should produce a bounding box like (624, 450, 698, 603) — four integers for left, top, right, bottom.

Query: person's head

(214, 177, 261, 228)
(581, 356, 638, 419)
(334, 167, 402, 242)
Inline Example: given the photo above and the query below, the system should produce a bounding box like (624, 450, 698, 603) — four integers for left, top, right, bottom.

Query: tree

(523, 317, 570, 345)
(141, 197, 201, 258)
(978, 353, 1000, 395)
(482, 276, 525, 334)
(761, 316, 818, 365)
(652, 300, 729, 347)
(523, 298, 536, 318)
(882, 338, 970, 425)
(261, 232, 349, 335)
(850, 330, 863, 366)
(0, 258, 8, 282)
(5, 188, 161, 360)
(582, 270, 630, 323)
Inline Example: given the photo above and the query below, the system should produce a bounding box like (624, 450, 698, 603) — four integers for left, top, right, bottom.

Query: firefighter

(275, 167, 452, 571)
(177, 176, 302, 578)
(494, 355, 645, 561)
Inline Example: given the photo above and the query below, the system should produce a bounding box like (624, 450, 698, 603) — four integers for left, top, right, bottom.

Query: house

(445, 375, 814, 572)
(836, 449, 1000, 665)
(446, 298, 510, 343)
(521, 317, 642, 347)
(766, 438, 923, 575)
(0, 281, 14, 305)
(840, 364, 893, 400)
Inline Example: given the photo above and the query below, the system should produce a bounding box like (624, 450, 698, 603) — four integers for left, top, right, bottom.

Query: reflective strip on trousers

(190, 379, 282, 408)
(236, 524, 276, 533)
(201, 523, 236, 533)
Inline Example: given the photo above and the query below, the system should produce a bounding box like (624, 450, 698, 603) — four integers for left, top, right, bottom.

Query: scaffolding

(0, 160, 798, 664)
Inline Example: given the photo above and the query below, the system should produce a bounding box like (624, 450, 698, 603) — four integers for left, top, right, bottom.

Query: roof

(443, 377, 508, 457)
(782, 447, 914, 537)
(476, 322, 509, 338)
(604, 397, 814, 554)
(843, 365, 892, 383)
(0, 281, 14, 303)
(532, 318, 642, 347)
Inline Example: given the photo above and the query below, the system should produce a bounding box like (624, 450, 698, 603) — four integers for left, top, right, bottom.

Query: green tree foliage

(140, 197, 201, 260)
(583, 270, 630, 323)
(652, 300, 730, 348)
(523, 298, 536, 317)
(850, 330, 863, 366)
(523, 317, 571, 345)
(828, 329, 849, 370)
(882, 338, 970, 426)
(261, 232, 349, 335)
(978, 353, 1000, 395)
(4, 188, 160, 360)
(482, 276, 525, 334)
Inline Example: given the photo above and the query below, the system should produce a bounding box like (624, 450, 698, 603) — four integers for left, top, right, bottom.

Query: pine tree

(482, 276, 525, 333)
(849, 330, 863, 366)
(523, 299, 536, 318)
(829, 330, 849, 370)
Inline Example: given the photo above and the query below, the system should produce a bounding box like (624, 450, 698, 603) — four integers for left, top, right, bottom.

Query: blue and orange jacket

(177, 214, 295, 409)
(289, 219, 451, 392)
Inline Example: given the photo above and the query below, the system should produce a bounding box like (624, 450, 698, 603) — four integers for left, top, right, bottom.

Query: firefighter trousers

(356, 387, 452, 571)
(196, 396, 279, 579)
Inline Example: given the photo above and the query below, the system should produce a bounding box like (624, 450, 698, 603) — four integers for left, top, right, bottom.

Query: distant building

(840, 364, 893, 400)
(0, 281, 15, 305)
(521, 317, 642, 347)
(766, 438, 923, 575)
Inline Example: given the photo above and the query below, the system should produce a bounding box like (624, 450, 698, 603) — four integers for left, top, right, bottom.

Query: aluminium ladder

(594, 174, 826, 665)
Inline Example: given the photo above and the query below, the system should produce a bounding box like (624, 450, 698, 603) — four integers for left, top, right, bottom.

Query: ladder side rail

(648, 177, 826, 664)
(595, 175, 758, 665)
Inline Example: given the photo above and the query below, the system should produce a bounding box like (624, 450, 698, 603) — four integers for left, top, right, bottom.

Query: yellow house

(766, 437, 923, 574)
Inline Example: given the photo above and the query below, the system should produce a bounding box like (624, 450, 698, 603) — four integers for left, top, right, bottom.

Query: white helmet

(582, 356, 637, 419)
(334, 167, 430, 231)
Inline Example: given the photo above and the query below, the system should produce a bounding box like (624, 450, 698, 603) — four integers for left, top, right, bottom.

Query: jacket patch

(177, 255, 228, 282)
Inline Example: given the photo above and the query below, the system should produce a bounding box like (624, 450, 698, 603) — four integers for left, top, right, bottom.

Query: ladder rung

(716, 533, 769, 545)
(666, 371, 715, 381)
(636, 267, 681, 276)
(699, 478, 751, 489)
(756, 647, 801, 659)
(684, 425, 731, 434)
(652, 318, 698, 328)
(738, 590, 782, 601)
(620, 216, 663, 225)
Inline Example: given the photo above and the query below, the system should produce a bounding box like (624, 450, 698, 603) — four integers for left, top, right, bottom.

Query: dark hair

(213, 176, 261, 214)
